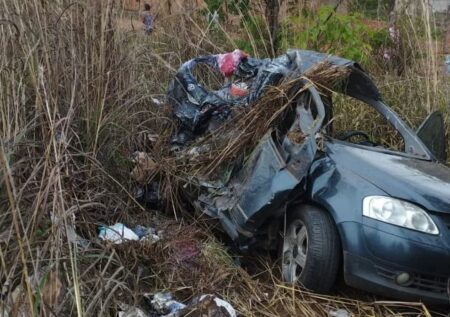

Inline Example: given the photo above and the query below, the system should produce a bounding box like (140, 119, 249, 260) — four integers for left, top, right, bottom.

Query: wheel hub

(282, 220, 308, 284)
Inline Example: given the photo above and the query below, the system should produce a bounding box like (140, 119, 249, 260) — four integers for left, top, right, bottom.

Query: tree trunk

(264, 0, 283, 56)
(387, 0, 396, 25)
(387, 0, 396, 14)
(445, 5, 450, 54)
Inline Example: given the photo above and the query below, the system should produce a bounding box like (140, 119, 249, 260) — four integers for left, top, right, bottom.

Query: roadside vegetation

(0, 0, 448, 316)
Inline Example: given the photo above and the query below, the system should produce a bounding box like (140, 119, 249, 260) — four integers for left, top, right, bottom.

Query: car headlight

(363, 196, 439, 235)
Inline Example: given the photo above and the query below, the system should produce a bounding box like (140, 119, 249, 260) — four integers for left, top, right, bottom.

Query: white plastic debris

(187, 144, 211, 158)
(193, 295, 236, 317)
(150, 292, 186, 316)
(151, 97, 164, 105)
(118, 306, 147, 317)
(328, 308, 351, 317)
(98, 223, 162, 245)
(140, 233, 161, 243)
(98, 223, 139, 244)
(146, 292, 236, 317)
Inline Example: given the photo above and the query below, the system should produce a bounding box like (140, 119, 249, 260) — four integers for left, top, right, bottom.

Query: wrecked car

(167, 50, 450, 305)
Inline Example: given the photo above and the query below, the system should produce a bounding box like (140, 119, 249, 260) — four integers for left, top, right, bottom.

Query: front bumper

(344, 251, 449, 305)
(340, 221, 450, 306)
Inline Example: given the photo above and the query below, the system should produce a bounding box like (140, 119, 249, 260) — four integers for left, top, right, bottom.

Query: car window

(330, 93, 405, 152)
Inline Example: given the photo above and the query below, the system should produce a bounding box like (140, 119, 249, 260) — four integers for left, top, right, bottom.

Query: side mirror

(416, 111, 447, 162)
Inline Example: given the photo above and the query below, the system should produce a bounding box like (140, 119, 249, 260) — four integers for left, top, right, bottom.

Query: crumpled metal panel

(180, 49, 432, 242)
(167, 51, 303, 139)
(290, 49, 381, 101)
(197, 84, 325, 241)
(226, 131, 316, 237)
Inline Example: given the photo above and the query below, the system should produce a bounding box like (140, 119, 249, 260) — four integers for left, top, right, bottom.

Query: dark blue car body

(309, 140, 450, 305)
(193, 50, 450, 305)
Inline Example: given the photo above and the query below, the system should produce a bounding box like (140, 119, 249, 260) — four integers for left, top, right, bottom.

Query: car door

(212, 83, 326, 241)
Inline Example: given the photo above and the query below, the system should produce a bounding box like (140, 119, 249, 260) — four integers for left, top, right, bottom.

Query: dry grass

(181, 61, 350, 177)
(140, 62, 352, 216)
(0, 1, 449, 316)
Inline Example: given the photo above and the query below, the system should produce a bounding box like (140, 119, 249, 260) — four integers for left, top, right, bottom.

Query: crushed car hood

(326, 141, 450, 213)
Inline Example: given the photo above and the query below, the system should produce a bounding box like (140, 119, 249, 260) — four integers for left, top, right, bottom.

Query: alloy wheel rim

(282, 219, 308, 283)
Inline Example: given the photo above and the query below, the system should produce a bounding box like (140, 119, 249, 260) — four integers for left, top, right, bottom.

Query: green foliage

(235, 38, 254, 54)
(201, 0, 223, 24)
(348, 0, 393, 19)
(368, 27, 390, 49)
(232, 14, 271, 56)
(204, 0, 250, 20)
(205, 0, 222, 12)
(227, 0, 250, 15)
(281, 6, 389, 65)
(431, 28, 443, 40)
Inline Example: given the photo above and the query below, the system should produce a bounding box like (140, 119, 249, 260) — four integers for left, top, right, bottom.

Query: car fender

(306, 154, 389, 252)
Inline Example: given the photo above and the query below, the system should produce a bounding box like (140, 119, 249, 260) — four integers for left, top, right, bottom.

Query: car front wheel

(281, 205, 340, 293)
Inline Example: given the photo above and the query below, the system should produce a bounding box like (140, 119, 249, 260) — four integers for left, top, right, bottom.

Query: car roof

(292, 50, 381, 102)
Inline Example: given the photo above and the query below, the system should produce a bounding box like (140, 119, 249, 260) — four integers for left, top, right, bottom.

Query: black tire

(280, 204, 340, 293)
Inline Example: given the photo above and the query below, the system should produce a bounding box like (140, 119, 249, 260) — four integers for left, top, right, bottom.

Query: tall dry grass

(0, 0, 448, 316)
(332, 3, 449, 156)
(0, 0, 161, 315)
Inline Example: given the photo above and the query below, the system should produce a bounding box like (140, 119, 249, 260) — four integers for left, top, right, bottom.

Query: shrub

(236, 15, 271, 56)
(204, 0, 251, 20)
(281, 6, 389, 65)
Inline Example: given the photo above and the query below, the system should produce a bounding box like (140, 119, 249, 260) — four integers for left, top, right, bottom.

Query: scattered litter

(130, 151, 159, 184)
(328, 308, 351, 317)
(118, 304, 147, 317)
(134, 181, 162, 208)
(147, 134, 159, 143)
(99, 223, 139, 244)
(149, 292, 187, 316)
(187, 144, 211, 158)
(189, 295, 237, 317)
(133, 225, 162, 243)
(133, 225, 154, 239)
(98, 223, 162, 244)
(151, 96, 164, 106)
(146, 292, 236, 317)
(130, 151, 162, 207)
